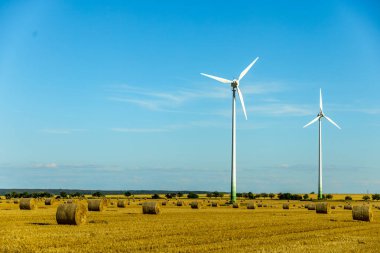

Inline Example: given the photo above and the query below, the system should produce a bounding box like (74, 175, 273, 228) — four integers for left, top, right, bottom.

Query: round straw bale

(344, 204, 352, 210)
(20, 198, 36, 210)
(263, 204, 268, 208)
(257, 203, 263, 207)
(190, 201, 202, 209)
(247, 202, 256, 209)
(176, 200, 185, 206)
(56, 203, 87, 225)
(316, 202, 331, 214)
(283, 203, 290, 209)
(307, 204, 316, 210)
(161, 201, 167, 206)
(66, 199, 74, 204)
(117, 199, 126, 208)
(305, 204, 309, 209)
(87, 199, 105, 211)
(352, 205, 373, 222)
(331, 205, 336, 209)
(142, 202, 160, 214)
(233, 202, 239, 208)
(211, 202, 219, 207)
(45, 198, 54, 205)
(14, 199, 19, 204)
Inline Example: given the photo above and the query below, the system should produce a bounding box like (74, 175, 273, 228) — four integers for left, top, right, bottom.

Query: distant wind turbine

(201, 57, 259, 203)
(303, 89, 341, 200)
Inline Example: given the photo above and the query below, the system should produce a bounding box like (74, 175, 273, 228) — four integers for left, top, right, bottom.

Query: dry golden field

(0, 197, 380, 252)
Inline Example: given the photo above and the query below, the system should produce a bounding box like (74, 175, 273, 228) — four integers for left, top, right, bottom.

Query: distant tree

(212, 191, 224, 198)
(71, 192, 83, 198)
(187, 192, 199, 199)
(326, 194, 333, 200)
(92, 191, 103, 197)
(362, 195, 370, 201)
(310, 191, 315, 194)
(124, 191, 132, 197)
(236, 193, 243, 197)
(151, 194, 160, 199)
(372, 194, 380, 201)
(260, 193, 268, 199)
(248, 192, 254, 199)
(269, 193, 275, 199)
(303, 194, 309, 200)
(345, 196, 352, 201)
(177, 192, 184, 198)
(278, 193, 302, 200)
(206, 193, 213, 198)
(60, 192, 68, 198)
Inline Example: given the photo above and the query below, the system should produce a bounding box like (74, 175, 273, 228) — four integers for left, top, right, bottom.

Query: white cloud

(249, 103, 314, 116)
(33, 163, 58, 169)
(107, 82, 285, 111)
(41, 128, 86, 134)
(110, 128, 168, 133)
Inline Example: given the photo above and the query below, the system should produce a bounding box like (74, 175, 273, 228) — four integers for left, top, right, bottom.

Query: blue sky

(0, 1, 379, 193)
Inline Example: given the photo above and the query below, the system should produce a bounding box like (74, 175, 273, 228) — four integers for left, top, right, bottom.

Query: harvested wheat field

(0, 199, 380, 252)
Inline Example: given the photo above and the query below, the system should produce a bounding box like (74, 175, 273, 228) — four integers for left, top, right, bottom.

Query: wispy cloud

(33, 163, 58, 169)
(110, 128, 168, 133)
(107, 83, 285, 111)
(250, 103, 314, 116)
(41, 128, 86, 134)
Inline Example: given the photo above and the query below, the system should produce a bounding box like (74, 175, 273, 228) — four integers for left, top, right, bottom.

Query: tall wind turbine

(201, 57, 259, 203)
(303, 89, 341, 200)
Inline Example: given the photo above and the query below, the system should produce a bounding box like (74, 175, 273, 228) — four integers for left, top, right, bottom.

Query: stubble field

(1, 197, 380, 252)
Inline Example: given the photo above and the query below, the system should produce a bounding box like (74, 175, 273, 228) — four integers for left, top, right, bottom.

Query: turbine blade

(320, 88, 323, 112)
(324, 115, 341, 129)
(238, 57, 259, 81)
(200, 73, 232, 84)
(237, 87, 247, 120)
(303, 116, 320, 128)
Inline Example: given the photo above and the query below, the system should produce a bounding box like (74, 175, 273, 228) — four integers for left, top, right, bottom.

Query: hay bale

(307, 204, 316, 210)
(19, 198, 36, 210)
(14, 199, 19, 204)
(190, 201, 202, 209)
(233, 203, 239, 208)
(45, 198, 54, 205)
(66, 199, 74, 204)
(161, 201, 167, 206)
(352, 205, 373, 222)
(305, 204, 309, 209)
(117, 199, 126, 208)
(331, 205, 336, 209)
(316, 202, 331, 214)
(56, 203, 87, 225)
(87, 199, 105, 211)
(142, 202, 160, 214)
(247, 202, 256, 209)
(257, 203, 263, 207)
(283, 203, 290, 209)
(344, 204, 352, 210)
(211, 202, 219, 207)
(176, 200, 184, 207)
(263, 204, 267, 208)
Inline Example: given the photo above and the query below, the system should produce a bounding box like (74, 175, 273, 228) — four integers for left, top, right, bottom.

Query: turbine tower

(303, 89, 341, 200)
(201, 57, 259, 203)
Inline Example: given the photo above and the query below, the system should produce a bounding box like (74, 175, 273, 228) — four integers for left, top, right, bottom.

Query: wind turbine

(303, 89, 341, 200)
(201, 57, 259, 203)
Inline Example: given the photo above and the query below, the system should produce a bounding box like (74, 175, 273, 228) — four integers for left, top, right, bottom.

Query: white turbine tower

(303, 89, 341, 200)
(201, 57, 259, 203)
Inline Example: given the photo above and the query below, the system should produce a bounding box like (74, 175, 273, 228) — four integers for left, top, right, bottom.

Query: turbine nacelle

(231, 80, 239, 88)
